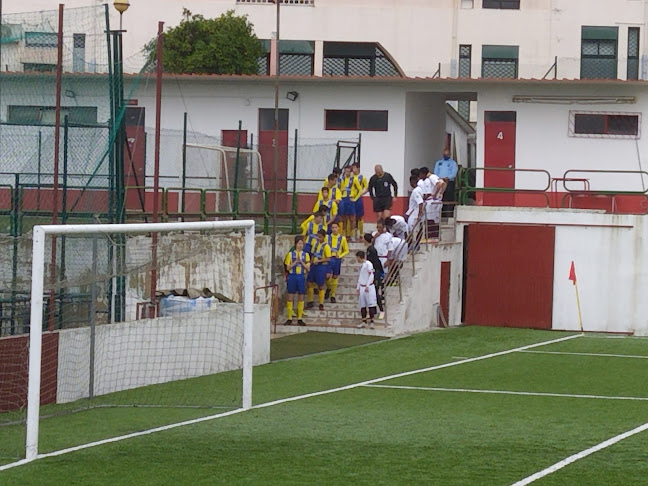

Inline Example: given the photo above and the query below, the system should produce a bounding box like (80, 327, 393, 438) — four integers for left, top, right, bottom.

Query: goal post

(25, 220, 256, 461)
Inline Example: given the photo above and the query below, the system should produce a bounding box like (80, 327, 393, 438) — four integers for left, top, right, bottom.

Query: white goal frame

(25, 220, 256, 461)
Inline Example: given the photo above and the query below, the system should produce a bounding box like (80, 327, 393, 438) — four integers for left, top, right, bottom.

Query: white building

(4, 0, 647, 81)
(1, 1, 647, 217)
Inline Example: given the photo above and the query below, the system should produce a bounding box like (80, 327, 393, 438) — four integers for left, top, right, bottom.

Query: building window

(325, 110, 388, 131)
(257, 40, 315, 75)
(22, 63, 56, 73)
(481, 45, 518, 78)
(581, 26, 618, 80)
(628, 27, 640, 81)
(7, 106, 98, 126)
(482, 0, 520, 9)
(461, 0, 474, 8)
(459, 45, 472, 78)
(323, 42, 400, 77)
(24, 31, 58, 48)
(569, 111, 640, 139)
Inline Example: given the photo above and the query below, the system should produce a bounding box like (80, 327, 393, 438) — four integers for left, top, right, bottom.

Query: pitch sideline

(0, 332, 582, 473)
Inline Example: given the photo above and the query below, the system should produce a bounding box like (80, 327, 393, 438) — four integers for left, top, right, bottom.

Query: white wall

(56, 303, 270, 403)
(404, 93, 447, 183)
(8, 0, 646, 79)
(386, 242, 463, 334)
(457, 206, 648, 335)
(475, 84, 648, 191)
(128, 79, 408, 187)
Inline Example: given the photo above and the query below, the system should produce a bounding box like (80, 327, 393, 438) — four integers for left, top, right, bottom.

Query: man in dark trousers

(434, 149, 458, 219)
(363, 233, 385, 318)
(369, 164, 398, 220)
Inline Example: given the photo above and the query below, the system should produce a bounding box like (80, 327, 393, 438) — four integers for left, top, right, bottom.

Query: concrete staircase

(276, 242, 393, 336)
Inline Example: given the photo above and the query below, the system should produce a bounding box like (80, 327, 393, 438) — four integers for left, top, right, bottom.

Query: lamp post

(110, 0, 129, 322)
(113, 0, 130, 31)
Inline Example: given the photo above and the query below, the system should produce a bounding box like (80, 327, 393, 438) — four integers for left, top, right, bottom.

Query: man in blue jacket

(434, 149, 458, 218)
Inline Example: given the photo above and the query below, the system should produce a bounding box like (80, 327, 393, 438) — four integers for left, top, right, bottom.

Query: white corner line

(0, 333, 582, 473)
(510, 422, 648, 486)
(520, 350, 648, 359)
(361, 384, 648, 402)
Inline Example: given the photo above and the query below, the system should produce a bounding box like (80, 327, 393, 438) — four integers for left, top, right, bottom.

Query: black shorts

(373, 196, 392, 213)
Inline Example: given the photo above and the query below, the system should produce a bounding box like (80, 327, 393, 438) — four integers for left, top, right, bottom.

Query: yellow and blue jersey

(313, 191, 341, 213)
(351, 174, 368, 200)
(327, 233, 349, 259)
(311, 241, 332, 264)
(340, 175, 355, 199)
(284, 250, 310, 275)
(301, 217, 327, 249)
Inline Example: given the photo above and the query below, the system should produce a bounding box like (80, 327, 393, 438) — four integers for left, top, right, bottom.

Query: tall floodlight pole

(270, 0, 281, 285)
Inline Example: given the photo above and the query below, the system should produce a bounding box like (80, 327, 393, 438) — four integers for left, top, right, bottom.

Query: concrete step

(275, 323, 393, 338)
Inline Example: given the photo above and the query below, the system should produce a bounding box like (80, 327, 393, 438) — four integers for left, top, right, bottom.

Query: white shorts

(426, 199, 442, 223)
(358, 285, 377, 308)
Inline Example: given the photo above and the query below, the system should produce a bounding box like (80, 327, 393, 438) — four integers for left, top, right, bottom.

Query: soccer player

(369, 165, 398, 220)
(301, 211, 327, 254)
(318, 174, 342, 205)
(339, 165, 355, 237)
(406, 175, 425, 233)
(385, 215, 408, 239)
(325, 221, 349, 303)
(283, 235, 310, 326)
(356, 251, 378, 329)
(373, 219, 393, 269)
(351, 163, 369, 240)
(364, 233, 385, 316)
(306, 229, 332, 311)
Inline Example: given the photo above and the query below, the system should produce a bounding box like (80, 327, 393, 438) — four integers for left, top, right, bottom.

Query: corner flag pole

(569, 261, 584, 333)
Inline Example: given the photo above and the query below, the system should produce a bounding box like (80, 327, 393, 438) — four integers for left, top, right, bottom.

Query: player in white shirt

(406, 175, 425, 232)
(385, 215, 408, 239)
(355, 250, 378, 329)
(425, 169, 447, 239)
(372, 219, 393, 268)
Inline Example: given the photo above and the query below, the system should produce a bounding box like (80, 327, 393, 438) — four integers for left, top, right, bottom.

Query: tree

(145, 9, 264, 75)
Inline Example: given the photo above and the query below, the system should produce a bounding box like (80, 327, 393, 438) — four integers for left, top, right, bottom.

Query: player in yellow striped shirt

(307, 230, 332, 311)
(325, 222, 349, 303)
(300, 211, 327, 254)
(351, 163, 369, 240)
(319, 174, 342, 205)
(313, 187, 339, 226)
(283, 235, 310, 326)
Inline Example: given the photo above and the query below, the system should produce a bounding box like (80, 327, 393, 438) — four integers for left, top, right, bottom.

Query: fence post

(181, 112, 187, 220)
(293, 128, 298, 194)
(10, 174, 20, 335)
(233, 120, 242, 217)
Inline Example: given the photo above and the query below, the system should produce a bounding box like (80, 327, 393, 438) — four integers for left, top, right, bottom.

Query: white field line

(0, 333, 582, 473)
(362, 384, 648, 402)
(520, 350, 648, 359)
(510, 422, 648, 485)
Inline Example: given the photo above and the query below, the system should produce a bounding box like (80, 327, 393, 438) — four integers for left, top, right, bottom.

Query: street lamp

(113, 0, 130, 31)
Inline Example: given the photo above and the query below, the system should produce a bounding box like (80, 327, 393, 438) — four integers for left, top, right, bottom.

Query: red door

(258, 108, 289, 192)
(124, 107, 146, 212)
(484, 111, 516, 206)
(439, 261, 451, 327)
(464, 224, 555, 329)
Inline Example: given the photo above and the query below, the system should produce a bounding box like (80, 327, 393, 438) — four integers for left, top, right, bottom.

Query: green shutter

(482, 45, 519, 59)
(582, 26, 618, 40)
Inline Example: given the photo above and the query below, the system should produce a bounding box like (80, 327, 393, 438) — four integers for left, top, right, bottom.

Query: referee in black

(369, 164, 398, 220)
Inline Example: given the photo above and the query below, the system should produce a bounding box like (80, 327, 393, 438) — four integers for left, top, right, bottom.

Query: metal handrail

(561, 169, 648, 194)
(460, 167, 552, 192)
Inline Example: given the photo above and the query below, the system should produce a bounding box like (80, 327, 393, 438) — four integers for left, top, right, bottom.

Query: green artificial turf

(270, 331, 387, 361)
(2, 327, 648, 485)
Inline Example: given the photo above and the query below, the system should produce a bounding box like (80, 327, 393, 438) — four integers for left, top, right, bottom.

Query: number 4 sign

(497, 131, 504, 140)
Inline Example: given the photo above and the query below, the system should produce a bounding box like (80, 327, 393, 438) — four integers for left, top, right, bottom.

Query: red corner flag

(568, 261, 577, 285)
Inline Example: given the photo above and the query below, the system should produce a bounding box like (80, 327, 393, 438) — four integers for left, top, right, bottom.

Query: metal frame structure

(25, 219, 256, 461)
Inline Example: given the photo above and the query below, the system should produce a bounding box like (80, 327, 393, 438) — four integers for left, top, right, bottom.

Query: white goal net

(0, 220, 256, 462)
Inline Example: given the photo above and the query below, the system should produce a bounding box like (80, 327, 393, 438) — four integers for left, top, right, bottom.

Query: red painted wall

(464, 224, 555, 329)
(440, 261, 451, 327)
(0, 332, 59, 412)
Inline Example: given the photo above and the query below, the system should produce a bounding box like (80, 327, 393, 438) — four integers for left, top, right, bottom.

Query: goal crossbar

(26, 220, 256, 461)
